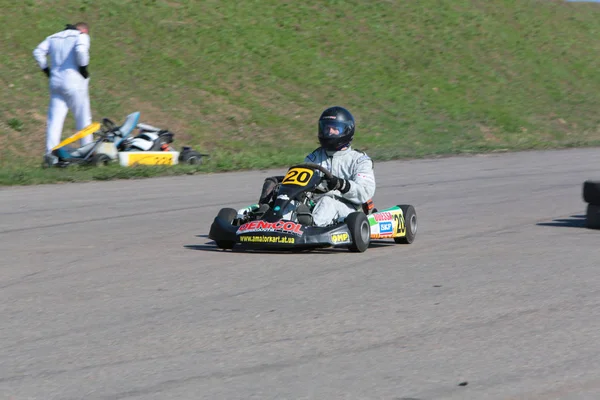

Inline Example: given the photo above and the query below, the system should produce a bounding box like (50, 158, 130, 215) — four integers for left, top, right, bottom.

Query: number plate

(282, 167, 314, 186)
(118, 151, 180, 166)
(368, 207, 406, 239)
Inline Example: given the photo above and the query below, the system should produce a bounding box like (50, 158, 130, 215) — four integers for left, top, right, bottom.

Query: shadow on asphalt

(184, 243, 342, 254)
(184, 239, 398, 254)
(536, 214, 587, 228)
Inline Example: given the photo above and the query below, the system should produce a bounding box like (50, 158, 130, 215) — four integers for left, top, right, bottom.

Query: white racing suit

(33, 28, 92, 153)
(304, 146, 376, 226)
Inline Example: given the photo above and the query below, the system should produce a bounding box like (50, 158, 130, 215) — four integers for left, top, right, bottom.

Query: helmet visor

(319, 120, 348, 138)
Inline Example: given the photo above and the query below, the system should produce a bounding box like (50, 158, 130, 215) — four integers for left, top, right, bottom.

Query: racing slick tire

(346, 212, 371, 253)
(586, 204, 600, 230)
(180, 149, 203, 165)
(394, 205, 417, 244)
(583, 180, 600, 205)
(90, 153, 111, 167)
(214, 208, 238, 250)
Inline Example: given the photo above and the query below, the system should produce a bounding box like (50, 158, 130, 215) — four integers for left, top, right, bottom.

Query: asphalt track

(2, 148, 600, 400)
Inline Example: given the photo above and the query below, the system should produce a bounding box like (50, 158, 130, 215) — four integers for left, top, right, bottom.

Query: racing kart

(43, 112, 139, 168)
(117, 120, 208, 165)
(44, 111, 208, 167)
(208, 163, 417, 252)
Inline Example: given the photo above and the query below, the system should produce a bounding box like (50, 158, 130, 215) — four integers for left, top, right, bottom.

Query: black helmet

(318, 106, 355, 151)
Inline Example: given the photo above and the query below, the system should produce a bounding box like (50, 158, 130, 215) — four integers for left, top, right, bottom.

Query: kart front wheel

(395, 205, 417, 244)
(583, 180, 600, 205)
(214, 208, 237, 250)
(346, 212, 370, 253)
(217, 208, 237, 223)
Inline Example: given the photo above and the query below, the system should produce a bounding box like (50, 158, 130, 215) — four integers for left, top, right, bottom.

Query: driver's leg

(258, 176, 284, 205)
(312, 196, 356, 227)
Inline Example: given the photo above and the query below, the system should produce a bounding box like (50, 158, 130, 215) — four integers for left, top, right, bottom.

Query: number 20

(393, 213, 405, 234)
(283, 169, 311, 185)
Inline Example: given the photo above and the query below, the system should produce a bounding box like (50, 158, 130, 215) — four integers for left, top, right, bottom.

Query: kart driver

(258, 106, 376, 227)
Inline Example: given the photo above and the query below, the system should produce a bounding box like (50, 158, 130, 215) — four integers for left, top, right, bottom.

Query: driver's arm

(33, 37, 50, 71)
(76, 33, 90, 78)
(340, 155, 376, 204)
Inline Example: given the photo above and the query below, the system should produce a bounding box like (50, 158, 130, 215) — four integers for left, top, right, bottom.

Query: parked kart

(118, 121, 208, 165)
(43, 111, 208, 168)
(208, 163, 417, 252)
(43, 112, 140, 168)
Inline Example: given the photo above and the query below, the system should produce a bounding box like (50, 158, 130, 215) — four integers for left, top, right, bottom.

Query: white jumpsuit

(304, 146, 376, 226)
(33, 28, 92, 153)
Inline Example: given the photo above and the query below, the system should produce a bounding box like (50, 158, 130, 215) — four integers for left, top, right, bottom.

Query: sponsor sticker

(330, 232, 351, 244)
(379, 222, 393, 234)
(237, 220, 304, 236)
(240, 235, 295, 244)
(370, 232, 394, 239)
(373, 212, 393, 222)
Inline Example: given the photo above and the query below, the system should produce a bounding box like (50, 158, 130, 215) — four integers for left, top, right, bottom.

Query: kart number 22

(282, 167, 314, 186)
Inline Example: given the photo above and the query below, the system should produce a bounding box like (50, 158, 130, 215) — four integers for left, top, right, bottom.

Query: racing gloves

(79, 65, 90, 79)
(41, 66, 86, 79)
(325, 176, 351, 194)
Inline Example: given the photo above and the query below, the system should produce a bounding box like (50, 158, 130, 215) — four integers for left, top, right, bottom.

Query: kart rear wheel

(180, 149, 203, 165)
(215, 208, 237, 250)
(346, 212, 370, 252)
(91, 153, 111, 167)
(394, 205, 417, 244)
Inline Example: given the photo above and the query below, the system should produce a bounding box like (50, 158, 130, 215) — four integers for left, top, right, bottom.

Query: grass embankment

(1, 0, 600, 185)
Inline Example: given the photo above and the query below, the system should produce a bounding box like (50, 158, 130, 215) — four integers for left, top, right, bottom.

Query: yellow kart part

(51, 122, 101, 151)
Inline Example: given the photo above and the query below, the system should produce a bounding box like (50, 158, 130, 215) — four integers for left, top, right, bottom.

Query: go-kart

(117, 121, 208, 165)
(43, 112, 140, 168)
(44, 111, 208, 167)
(208, 163, 417, 252)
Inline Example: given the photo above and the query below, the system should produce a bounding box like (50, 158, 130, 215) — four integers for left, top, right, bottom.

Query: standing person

(33, 22, 92, 163)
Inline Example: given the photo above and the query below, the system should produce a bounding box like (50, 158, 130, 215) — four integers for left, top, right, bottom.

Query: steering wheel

(290, 163, 334, 180)
(102, 117, 117, 132)
(287, 163, 336, 195)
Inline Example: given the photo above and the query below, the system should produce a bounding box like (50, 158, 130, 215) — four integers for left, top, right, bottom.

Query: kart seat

(362, 199, 376, 214)
(296, 203, 313, 226)
(69, 141, 97, 158)
(114, 111, 140, 147)
(137, 122, 162, 133)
